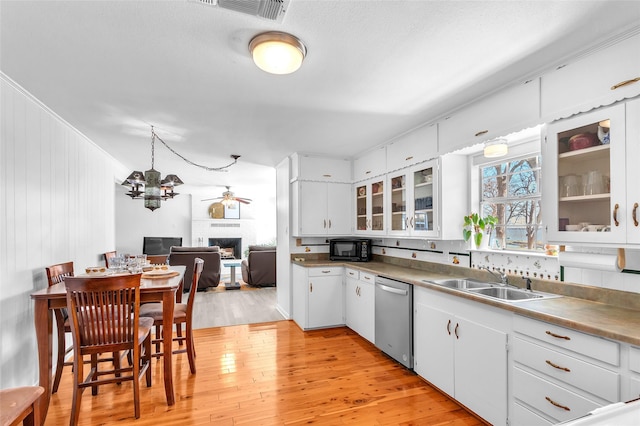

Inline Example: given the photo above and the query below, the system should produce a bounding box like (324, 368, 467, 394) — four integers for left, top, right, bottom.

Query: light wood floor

(44, 321, 483, 425)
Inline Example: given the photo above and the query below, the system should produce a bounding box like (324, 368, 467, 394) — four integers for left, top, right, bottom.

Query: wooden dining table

(30, 266, 185, 424)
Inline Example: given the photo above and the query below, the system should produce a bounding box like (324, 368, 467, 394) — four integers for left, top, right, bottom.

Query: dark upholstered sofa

(168, 246, 221, 291)
(241, 245, 276, 287)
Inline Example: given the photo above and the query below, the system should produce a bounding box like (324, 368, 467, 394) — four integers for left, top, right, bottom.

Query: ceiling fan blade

(236, 198, 251, 204)
(201, 197, 223, 202)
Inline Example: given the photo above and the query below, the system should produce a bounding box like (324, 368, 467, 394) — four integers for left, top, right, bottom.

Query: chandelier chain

(150, 126, 155, 169)
(151, 128, 237, 172)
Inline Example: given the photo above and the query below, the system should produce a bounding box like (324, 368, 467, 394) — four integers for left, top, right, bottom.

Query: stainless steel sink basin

(468, 286, 560, 302)
(424, 278, 561, 303)
(425, 278, 496, 290)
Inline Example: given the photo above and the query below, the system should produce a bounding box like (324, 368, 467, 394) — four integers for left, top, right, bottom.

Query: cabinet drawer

(514, 337, 619, 402)
(630, 346, 640, 374)
(360, 272, 375, 284)
(308, 267, 343, 277)
(514, 316, 619, 366)
(512, 402, 553, 426)
(513, 367, 601, 423)
(345, 268, 359, 280)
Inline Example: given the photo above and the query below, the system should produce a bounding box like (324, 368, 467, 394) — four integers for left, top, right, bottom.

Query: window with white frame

(481, 154, 543, 251)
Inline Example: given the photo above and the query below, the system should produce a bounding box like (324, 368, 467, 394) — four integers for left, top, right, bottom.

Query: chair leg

(176, 323, 183, 346)
(70, 357, 84, 426)
(132, 346, 141, 419)
(53, 310, 67, 394)
(154, 325, 162, 354)
(144, 335, 152, 387)
(186, 323, 196, 374)
(90, 354, 99, 396)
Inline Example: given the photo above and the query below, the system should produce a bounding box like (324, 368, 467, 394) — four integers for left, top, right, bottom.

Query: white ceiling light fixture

(483, 139, 509, 158)
(249, 31, 307, 75)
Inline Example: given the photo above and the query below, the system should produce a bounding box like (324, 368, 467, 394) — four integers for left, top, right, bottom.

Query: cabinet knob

(545, 330, 571, 340)
(545, 359, 571, 372)
(323, 219, 327, 228)
(613, 203, 620, 227)
(446, 319, 451, 335)
(328, 219, 332, 229)
(310, 282, 313, 292)
(633, 202, 639, 227)
(454, 323, 459, 339)
(475, 130, 489, 137)
(405, 156, 413, 161)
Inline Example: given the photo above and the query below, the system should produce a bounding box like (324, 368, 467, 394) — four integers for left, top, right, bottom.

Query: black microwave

(329, 238, 372, 262)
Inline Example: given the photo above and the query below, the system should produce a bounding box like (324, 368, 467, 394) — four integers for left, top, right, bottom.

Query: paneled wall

(0, 74, 123, 388)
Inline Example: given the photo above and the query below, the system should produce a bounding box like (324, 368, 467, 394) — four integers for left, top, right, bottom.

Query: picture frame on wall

(224, 201, 240, 219)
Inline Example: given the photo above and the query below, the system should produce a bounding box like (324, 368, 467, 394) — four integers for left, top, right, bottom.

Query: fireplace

(209, 238, 242, 259)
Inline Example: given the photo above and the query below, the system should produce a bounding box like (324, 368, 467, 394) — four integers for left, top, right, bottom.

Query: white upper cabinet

(625, 98, 640, 244)
(543, 103, 632, 245)
(541, 32, 640, 122)
(386, 123, 438, 173)
(290, 152, 352, 183)
(291, 181, 352, 237)
(353, 146, 386, 182)
(438, 78, 541, 154)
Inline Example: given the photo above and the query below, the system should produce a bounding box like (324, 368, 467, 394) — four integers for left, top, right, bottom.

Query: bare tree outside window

(481, 156, 542, 250)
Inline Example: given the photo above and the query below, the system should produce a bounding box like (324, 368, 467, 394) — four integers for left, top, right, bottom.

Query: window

(481, 155, 542, 251)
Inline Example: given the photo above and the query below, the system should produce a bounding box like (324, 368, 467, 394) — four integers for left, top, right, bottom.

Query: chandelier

(122, 126, 183, 211)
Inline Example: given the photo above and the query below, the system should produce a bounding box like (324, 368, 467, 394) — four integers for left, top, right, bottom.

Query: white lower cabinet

(629, 346, 640, 400)
(344, 268, 375, 343)
(511, 315, 621, 424)
(292, 265, 344, 330)
(414, 287, 508, 426)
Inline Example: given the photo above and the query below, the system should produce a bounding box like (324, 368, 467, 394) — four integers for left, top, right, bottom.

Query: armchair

(241, 245, 276, 287)
(168, 246, 221, 291)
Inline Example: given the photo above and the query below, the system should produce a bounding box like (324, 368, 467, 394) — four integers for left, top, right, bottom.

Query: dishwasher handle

(376, 283, 408, 296)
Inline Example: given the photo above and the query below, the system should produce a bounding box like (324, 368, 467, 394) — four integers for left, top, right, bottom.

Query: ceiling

(2, 0, 639, 195)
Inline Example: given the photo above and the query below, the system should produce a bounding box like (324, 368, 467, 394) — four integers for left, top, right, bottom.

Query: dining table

(30, 265, 186, 424)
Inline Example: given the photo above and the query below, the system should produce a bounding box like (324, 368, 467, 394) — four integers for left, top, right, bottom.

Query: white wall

(0, 73, 123, 388)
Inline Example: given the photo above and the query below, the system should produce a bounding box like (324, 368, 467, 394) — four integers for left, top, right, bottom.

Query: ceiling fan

(202, 186, 252, 205)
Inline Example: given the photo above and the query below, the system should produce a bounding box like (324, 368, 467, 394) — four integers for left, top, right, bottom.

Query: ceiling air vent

(197, 0, 288, 22)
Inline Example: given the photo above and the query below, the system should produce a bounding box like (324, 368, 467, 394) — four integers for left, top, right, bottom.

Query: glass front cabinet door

(543, 103, 627, 244)
(354, 177, 385, 235)
(387, 160, 438, 237)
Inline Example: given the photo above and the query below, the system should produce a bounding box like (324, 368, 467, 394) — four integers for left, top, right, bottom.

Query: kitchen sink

(469, 286, 561, 302)
(425, 278, 496, 290)
(424, 278, 561, 303)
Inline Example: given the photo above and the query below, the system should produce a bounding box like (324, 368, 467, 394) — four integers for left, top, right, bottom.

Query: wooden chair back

(65, 274, 142, 354)
(46, 261, 74, 286)
(186, 258, 204, 320)
(103, 251, 117, 268)
(147, 254, 168, 265)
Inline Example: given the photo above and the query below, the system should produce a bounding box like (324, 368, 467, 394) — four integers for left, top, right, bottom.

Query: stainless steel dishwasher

(374, 276, 413, 369)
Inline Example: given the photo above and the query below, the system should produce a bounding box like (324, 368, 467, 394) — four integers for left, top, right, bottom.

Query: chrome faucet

(481, 266, 508, 286)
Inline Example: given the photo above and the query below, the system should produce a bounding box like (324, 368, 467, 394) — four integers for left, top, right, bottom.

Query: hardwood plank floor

(44, 321, 483, 425)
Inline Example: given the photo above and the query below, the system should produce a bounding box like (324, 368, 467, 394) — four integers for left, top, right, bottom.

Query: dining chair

(45, 262, 75, 394)
(140, 258, 204, 374)
(64, 274, 152, 425)
(103, 251, 117, 268)
(146, 254, 168, 265)
(0, 386, 44, 426)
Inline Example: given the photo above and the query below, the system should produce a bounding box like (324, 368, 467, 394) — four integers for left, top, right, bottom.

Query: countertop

(292, 259, 640, 346)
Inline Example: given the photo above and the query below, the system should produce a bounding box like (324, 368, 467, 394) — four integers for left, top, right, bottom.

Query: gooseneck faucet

(480, 266, 508, 286)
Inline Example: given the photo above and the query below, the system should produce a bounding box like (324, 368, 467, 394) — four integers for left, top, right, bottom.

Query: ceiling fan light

(483, 139, 509, 158)
(249, 31, 306, 75)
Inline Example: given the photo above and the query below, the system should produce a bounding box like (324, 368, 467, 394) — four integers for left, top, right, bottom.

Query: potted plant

(463, 213, 498, 249)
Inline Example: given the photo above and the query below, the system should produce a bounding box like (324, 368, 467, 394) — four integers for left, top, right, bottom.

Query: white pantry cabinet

(291, 181, 351, 236)
(511, 315, 621, 424)
(543, 102, 639, 245)
(344, 268, 375, 343)
(414, 287, 509, 426)
(353, 146, 386, 182)
(292, 265, 344, 330)
(541, 32, 640, 122)
(438, 78, 540, 154)
(385, 123, 438, 173)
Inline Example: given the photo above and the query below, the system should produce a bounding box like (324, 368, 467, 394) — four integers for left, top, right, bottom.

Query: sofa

(167, 246, 221, 291)
(241, 245, 276, 287)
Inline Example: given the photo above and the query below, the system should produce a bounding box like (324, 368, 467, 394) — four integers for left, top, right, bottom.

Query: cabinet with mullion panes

(354, 178, 385, 235)
(481, 156, 542, 251)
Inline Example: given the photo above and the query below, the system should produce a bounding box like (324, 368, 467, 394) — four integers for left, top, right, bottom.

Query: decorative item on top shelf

(463, 213, 498, 249)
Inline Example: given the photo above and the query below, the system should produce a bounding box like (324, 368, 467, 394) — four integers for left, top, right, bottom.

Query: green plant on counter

(463, 213, 498, 248)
